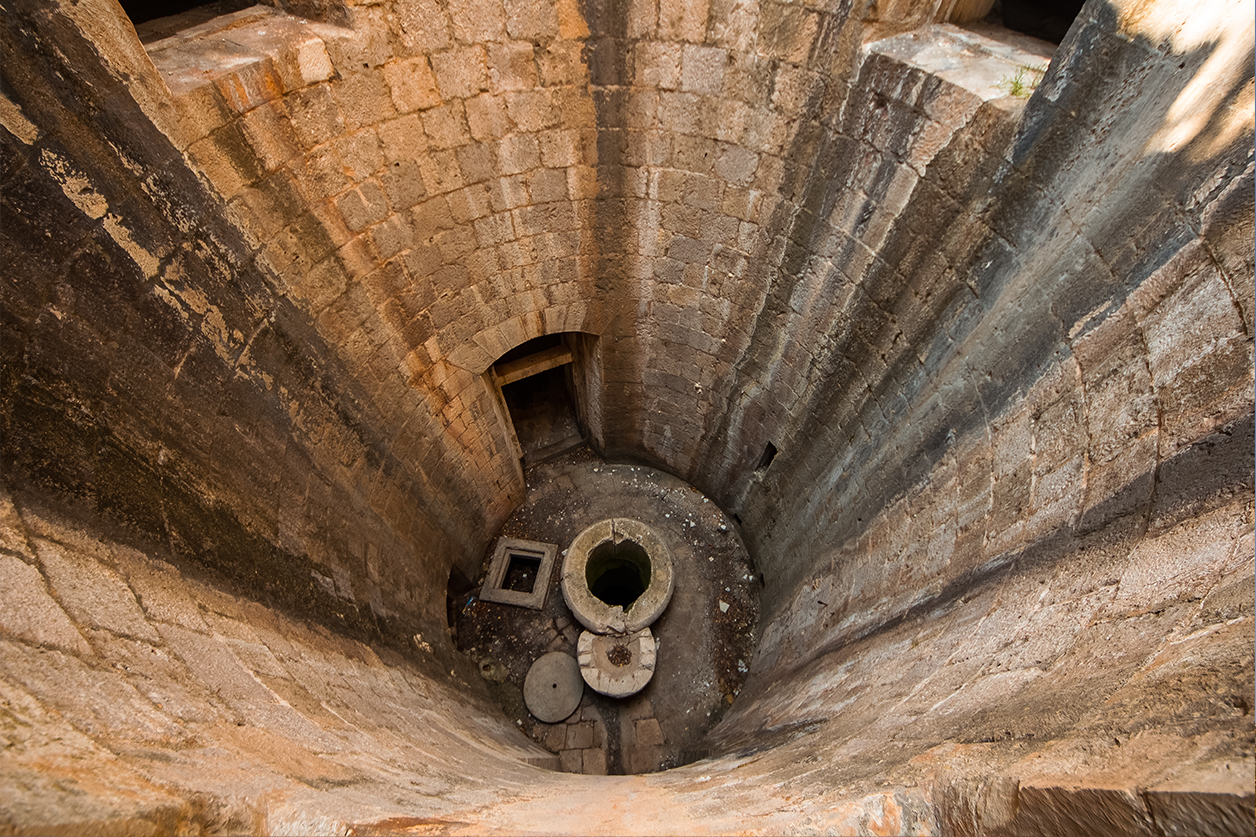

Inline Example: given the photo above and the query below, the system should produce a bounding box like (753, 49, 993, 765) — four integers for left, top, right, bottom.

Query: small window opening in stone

(502, 551, 543, 594)
(586, 539, 651, 610)
(986, 0, 1085, 44)
(755, 442, 778, 473)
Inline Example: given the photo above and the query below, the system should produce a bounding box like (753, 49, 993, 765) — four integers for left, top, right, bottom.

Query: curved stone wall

(1, 0, 1251, 831)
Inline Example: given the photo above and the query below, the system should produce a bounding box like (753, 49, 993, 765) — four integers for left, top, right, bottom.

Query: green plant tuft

(998, 63, 1048, 98)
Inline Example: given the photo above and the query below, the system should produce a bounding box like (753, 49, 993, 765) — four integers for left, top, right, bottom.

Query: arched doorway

(488, 333, 598, 468)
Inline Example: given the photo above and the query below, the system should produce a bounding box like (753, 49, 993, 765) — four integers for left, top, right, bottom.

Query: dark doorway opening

(501, 365, 584, 466)
(121, 0, 255, 42)
(493, 334, 588, 468)
(990, 0, 1085, 44)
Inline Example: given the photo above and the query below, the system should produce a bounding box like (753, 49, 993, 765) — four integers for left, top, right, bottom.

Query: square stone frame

(479, 538, 558, 610)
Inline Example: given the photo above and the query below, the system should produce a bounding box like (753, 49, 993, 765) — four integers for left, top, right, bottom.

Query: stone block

(465, 94, 513, 142)
(419, 149, 466, 195)
(186, 132, 251, 199)
(681, 44, 728, 94)
(381, 159, 428, 210)
(214, 58, 285, 115)
(285, 83, 344, 149)
(306, 199, 355, 250)
(335, 181, 390, 232)
(436, 226, 477, 262)
(456, 143, 496, 184)
(111, 548, 209, 632)
(759, 3, 817, 64)
(421, 103, 470, 150)
(538, 40, 585, 87)
(559, 748, 583, 772)
(384, 57, 443, 114)
(502, 0, 559, 39)
(369, 215, 415, 260)
(497, 134, 541, 175)
(448, 0, 506, 42)
(474, 213, 516, 247)
(635, 41, 682, 90)
(582, 747, 608, 775)
(658, 0, 707, 42)
(374, 113, 429, 163)
(543, 723, 567, 751)
(412, 195, 458, 235)
(673, 134, 718, 176)
(657, 91, 704, 136)
(331, 68, 397, 132)
(1011, 786, 1158, 837)
(0, 554, 91, 655)
(290, 145, 348, 202)
(714, 143, 759, 186)
(486, 42, 537, 93)
(336, 235, 380, 283)
(1101, 503, 1247, 620)
(505, 90, 557, 133)
(990, 406, 1031, 478)
(566, 721, 594, 749)
(533, 129, 580, 169)
(528, 168, 568, 203)
(332, 129, 384, 182)
(433, 47, 488, 100)
(541, 0, 585, 37)
(276, 36, 334, 91)
(172, 83, 233, 149)
(635, 717, 665, 747)
(395, 0, 453, 52)
(447, 184, 493, 223)
(514, 203, 577, 237)
(323, 6, 393, 68)
(35, 541, 159, 644)
(0, 640, 185, 743)
(1145, 789, 1256, 837)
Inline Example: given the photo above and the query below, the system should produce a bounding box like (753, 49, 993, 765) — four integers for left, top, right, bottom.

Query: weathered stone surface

(1145, 790, 1256, 837)
(0, 554, 92, 656)
(0, 0, 1251, 831)
(34, 540, 161, 644)
(523, 651, 583, 723)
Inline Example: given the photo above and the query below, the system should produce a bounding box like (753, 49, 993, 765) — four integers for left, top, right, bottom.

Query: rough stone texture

(561, 517, 674, 633)
(0, 0, 1252, 832)
(523, 650, 582, 722)
(577, 627, 656, 697)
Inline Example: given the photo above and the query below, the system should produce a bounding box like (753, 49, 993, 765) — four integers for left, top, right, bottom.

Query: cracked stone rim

(561, 518, 675, 635)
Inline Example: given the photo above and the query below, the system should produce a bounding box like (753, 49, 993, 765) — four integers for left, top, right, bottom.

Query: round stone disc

(523, 651, 583, 723)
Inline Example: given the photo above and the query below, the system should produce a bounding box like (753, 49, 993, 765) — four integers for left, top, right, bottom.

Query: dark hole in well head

(586, 538, 651, 609)
(503, 552, 542, 593)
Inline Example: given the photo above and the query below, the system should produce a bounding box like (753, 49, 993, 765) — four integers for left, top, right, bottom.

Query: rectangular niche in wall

(479, 538, 558, 610)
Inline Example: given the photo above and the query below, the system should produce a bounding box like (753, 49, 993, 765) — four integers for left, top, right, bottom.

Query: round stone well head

(561, 518, 674, 635)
